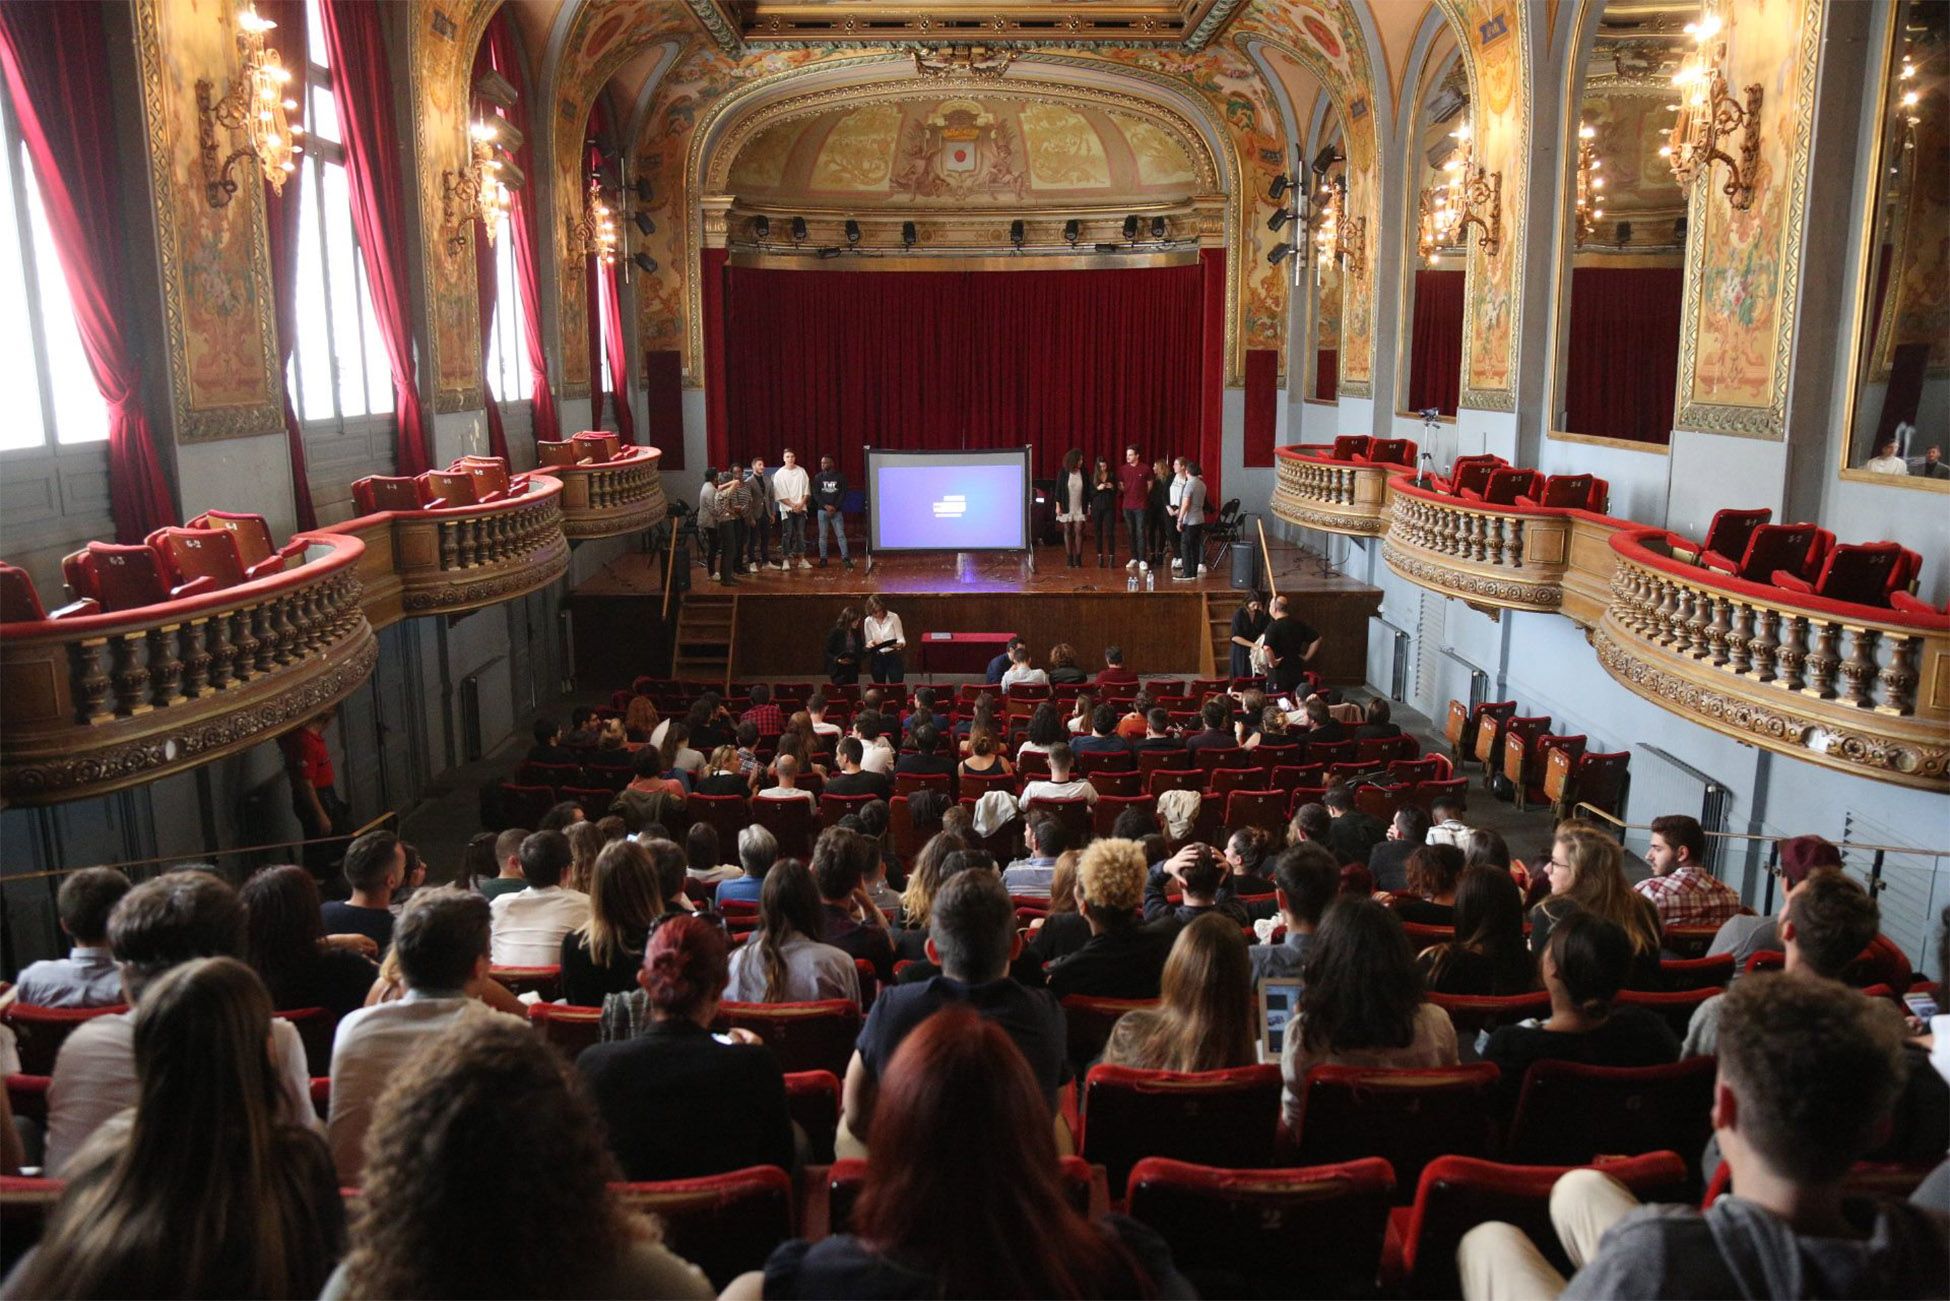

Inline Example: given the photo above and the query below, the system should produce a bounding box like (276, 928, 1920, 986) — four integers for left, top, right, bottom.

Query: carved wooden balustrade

(1271, 446, 1394, 537)
(1, 534, 376, 805)
(553, 447, 667, 540)
(1380, 478, 1624, 624)
(325, 475, 571, 630)
(1595, 529, 1949, 791)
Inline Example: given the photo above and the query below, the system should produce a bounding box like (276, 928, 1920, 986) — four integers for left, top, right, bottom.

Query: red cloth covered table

(912, 631, 1019, 676)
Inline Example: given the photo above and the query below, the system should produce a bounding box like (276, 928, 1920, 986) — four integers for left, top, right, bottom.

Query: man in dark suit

(1368, 806, 1433, 893)
(1322, 784, 1387, 867)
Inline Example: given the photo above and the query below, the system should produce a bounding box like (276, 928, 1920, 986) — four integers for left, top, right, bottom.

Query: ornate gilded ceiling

(680, 0, 1251, 52)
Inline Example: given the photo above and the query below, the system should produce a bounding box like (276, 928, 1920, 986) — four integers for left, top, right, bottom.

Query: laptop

(1258, 978, 1303, 1064)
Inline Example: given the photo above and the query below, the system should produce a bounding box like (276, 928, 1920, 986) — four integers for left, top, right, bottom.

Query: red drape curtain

(722, 265, 1205, 484)
(644, 349, 685, 470)
(1243, 349, 1277, 467)
(1562, 266, 1683, 446)
(258, 0, 316, 531)
(320, 0, 430, 476)
(468, 33, 507, 462)
(1407, 269, 1464, 417)
(1314, 350, 1339, 402)
(480, 10, 556, 444)
(601, 260, 635, 443)
(0, 4, 176, 542)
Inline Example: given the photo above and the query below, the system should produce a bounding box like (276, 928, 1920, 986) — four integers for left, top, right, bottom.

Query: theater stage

(568, 537, 1381, 686)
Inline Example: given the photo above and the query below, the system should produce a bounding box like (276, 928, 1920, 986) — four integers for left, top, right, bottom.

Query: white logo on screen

(931, 494, 967, 519)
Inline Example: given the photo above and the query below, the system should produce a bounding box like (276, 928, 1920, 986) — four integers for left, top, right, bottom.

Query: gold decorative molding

(554, 452, 670, 540)
(1270, 449, 1392, 537)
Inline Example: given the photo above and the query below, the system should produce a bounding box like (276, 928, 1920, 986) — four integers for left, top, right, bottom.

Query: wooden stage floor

(572, 539, 1382, 684)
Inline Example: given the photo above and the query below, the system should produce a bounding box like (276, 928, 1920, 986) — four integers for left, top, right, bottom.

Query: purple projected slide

(869, 453, 1028, 551)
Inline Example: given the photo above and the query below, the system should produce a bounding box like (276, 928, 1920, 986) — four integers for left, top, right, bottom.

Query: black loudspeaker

(1230, 539, 1261, 591)
(1030, 478, 1062, 545)
(669, 544, 691, 594)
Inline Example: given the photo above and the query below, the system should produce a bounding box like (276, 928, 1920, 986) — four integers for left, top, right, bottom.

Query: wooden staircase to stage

(1202, 594, 1226, 680)
(672, 592, 736, 687)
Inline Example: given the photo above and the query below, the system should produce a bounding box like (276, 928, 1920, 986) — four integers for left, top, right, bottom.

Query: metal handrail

(0, 809, 401, 884)
(1571, 802, 1949, 858)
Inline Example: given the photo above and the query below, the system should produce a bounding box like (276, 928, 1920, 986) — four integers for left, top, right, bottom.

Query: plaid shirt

(742, 703, 785, 737)
(1633, 864, 1743, 929)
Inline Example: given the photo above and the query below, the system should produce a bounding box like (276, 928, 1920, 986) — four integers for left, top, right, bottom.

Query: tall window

(0, 94, 109, 452)
(287, 0, 392, 427)
(483, 215, 533, 404)
(595, 265, 613, 404)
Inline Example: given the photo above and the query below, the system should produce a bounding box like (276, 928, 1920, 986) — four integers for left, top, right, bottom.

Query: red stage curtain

(481, 10, 556, 444)
(1314, 350, 1339, 402)
(1406, 269, 1464, 417)
(644, 349, 685, 470)
(1563, 266, 1682, 446)
(1243, 349, 1277, 467)
(258, 0, 316, 530)
(721, 265, 1205, 484)
(0, 4, 176, 542)
(601, 260, 635, 443)
(320, 0, 429, 475)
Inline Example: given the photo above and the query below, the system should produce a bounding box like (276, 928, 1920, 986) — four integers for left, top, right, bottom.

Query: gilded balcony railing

(554, 447, 667, 540)
(1595, 528, 1948, 791)
(0, 533, 376, 804)
(1270, 446, 1394, 537)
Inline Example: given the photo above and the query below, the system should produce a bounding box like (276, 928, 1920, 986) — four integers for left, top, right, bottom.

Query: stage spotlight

(1149, 216, 1167, 239)
(1122, 214, 1140, 240)
(1615, 220, 1633, 244)
(752, 215, 770, 240)
(1268, 242, 1296, 265)
(632, 211, 655, 236)
(1311, 145, 1341, 175)
(1094, 241, 1121, 254)
(845, 218, 862, 246)
(901, 220, 917, 249)
(1268, 208, 1295, 232)
(1672, 215, 1687, 240)
(790, 215, 808, 243)
(1063, 218, 1081, 246)
(816, 246, 841, 259)
(633, 252, 657, 274)
(633, 177, 654, 203)
(1268, 174, 1292, 201)
(1009, 218, 1025, 248)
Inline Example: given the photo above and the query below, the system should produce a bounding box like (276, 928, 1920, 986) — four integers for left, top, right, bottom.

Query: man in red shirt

(739, 683, 786, 738)
(1117, 444, 1151, 573)
(1096, 645, 1138, 687)
(281, 711, 346, 880)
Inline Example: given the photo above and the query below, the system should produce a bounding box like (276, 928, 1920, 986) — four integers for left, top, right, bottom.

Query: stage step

(672, 592, 737, 689)
(1202, 594, 1227, 680)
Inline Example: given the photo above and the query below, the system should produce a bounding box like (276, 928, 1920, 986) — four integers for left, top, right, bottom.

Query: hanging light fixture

(196, 4, 304, 207)
(1417, 121, 1501, 260)
(1312, 175, 1367, 279)
(1660, 8, 1763, 209)
(440, 118, 511, 254)
(573, 175, 619, 264)
(1573, 122, 1605, 246)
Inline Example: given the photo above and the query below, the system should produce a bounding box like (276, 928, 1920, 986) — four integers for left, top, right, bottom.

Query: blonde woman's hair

(901, 830, 969, 928)
(1554, 824, 1662, 957)
(1111, 913, 1255, 1072)
(576, 840, 664, 968)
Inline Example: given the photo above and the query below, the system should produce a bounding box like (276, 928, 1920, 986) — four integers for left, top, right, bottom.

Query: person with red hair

(724, 1006, 1189, 1299)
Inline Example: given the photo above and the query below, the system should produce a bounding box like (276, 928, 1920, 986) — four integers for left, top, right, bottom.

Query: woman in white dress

(863, 594, 907, 684)
(1056, 448, 1089, 568)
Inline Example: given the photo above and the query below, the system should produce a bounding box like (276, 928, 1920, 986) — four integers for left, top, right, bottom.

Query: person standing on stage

(813, 454, 851, 570)
(863, 595, 907, 685)
(1175, 461, 1208, 580)
(1056, 449, 1088, 569)
(1145, 458, 1172, 574)
(826, 607, 864, 685)
(1262, 595, 1321, 695)
(715, 468, 748, 585)
(1119, 444, 1151, 574)
(774, 448, 812, 572)
(1090, 457, 1117, 567)
(744, 456, 774, 571)
(696, 468, 722, 579)
(1166, 457, 1190, 572)
(1229, 589, 1270, 682)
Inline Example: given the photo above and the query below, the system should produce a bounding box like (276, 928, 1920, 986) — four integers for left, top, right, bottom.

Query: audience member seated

(1416, 866, 1537, 996)
(563, 705, 602, 748)
(1001, 815, 1071, 897)
(578, 916, 795, 1181)
(1636, 813, 1743, 930)
(1529, 823, 1663, 989)
(1369, 807, 1432, 893)
(1102, 913, 1256, 1072)
(1246, 706, 1302, 759)
(1017, 703, 1067, 760)
(806, 693, 843, 741)
(1482, 912, 1680, 1112)
(826, 737, 894, 800)
(320, 830, 404, 953)
(1028, 850, 1092, 965)
(1426, 794, 1472, 848)
(1097, 645, 1139, 687)
(539, 798, 589, 832)
(1072, 705, 1133, 757)
(894, 724, 956, 778)
(1000, 644, 1050, 691)
(559, 841, 664, 1006)
(489, 830, 590, 967)
(1018, 741, 1098, 810)
(841, 871, 1068, 1147)
(1046, 839, 1175, 1000)
(1323, 784, 1387, 867)
(716, 825, 779, 906)
(1134, 707, 1182, 751)
(895, 831, 968, 960)
(695, 744, 755, 796)
(478, 826, 529, 899)
(1390, 843, 1465, 926)
(1223, 826, 1277, 899)
(585, 719, 635, 777)
(13, 867, 130, 1007)
(324, 1016, 712, 1298)
(900, 687, 949, 740)
(623, 694, 660, 744)
(242, 865, 378, 1019)
(741, 683, 786, 738)
(756, 753, 818, 805)
(1458, 978, 1947, 1299)
(328, 889, 513, 1181)
(1297, 697, 1347, 744)
(1278, 897, 1460, 1132)
(1181, 699, 1235, 755)
(1248, 843, 1340, 984)
(684, 822, 740, 888)
(1709, 834, 1838, 976)
(1047, 643, 1090, 686)
(9, 958, 343, 1298)
(1354, 697, 1402, 740)
(526, 717, 580, 767)
(1462, 827, 1532, 903)
(629, 734, 693, 799)
(1144, 843, 1248, 929)
(735, 1008, 1185, 1299)
(959, 729, 1014, 780)
(813, 827, 897, 982)
(855, 714, 897, 775)
(725, 858, 861, 1004)
(45, 872, 318, 1176)
(984, 635, 1024, 684)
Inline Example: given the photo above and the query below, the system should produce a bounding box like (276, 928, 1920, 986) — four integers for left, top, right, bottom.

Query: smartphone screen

(1903, 992, 1939, 1021)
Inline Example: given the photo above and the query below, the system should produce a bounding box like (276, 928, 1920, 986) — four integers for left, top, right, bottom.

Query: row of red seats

(1323, 434, 1419, 468)
(1446, 698, 1627, 821)
(351, 454, 532, 516)
(536, 429, 633, 467)
(1689, 506, 1930, 612)
(0, 510, 309, 622)
(1424, 453, 1612, 514)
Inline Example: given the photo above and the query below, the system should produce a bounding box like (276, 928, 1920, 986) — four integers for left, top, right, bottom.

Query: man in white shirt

(854, 715, 896, 775)
(999, 645, 1050, 692)
(14, 867, 130, 1008)
(1018, 742, 1098, 809)
(328, 888, 513, 1181)
(755, 753, 817, 805)
(1866, 437, 1910, 475)
(1000, 816, 1073, 897)
(773, 447, 812, 570)
(45, 871, 318, 1176)
(1167, 456, 1189, 569)
(806, 693, 843, 740)
(489, 830, 590, 966)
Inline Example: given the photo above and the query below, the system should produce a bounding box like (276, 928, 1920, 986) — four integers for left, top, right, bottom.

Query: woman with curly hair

(1018, 702, 1066, 761)
(1049, 643, 1089, 686)
(326, 1015, 712, 1298)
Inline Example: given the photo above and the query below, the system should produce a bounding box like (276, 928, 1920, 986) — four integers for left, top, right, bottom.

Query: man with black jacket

(813, 454, 851, 569)
(1045, 838, 1174, 1001)
(1322, 784, 1387, 867)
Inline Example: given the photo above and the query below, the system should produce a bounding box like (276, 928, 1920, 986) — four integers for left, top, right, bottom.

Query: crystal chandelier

(440, 119, 512, 254)
(1660, 9, 1763, 209)
(1418, 121, 1501, 260)
(195, 5, 303, 207)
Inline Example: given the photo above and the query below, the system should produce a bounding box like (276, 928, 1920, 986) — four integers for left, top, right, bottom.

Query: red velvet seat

(1890, 589, 1949, 617)
(751, 796, 815, 859)
(1136, 748, 1191, 779)
(274, 1006, 335, 1077)
(64, 541, 210, 611)
(1477, 467, 1542, 506)
(1426, 990, 1552, 1038)
(489, 965, 562, 1001)
(497, 781, 556, 830)
(1146, 768, 1201, 798)
(186, 509, 309, 580)
(784, 1069, 841, 1163)
(1692, 506, 1771, 568)
(612, 1166, 793, 1289)
(1207, 767, 1262, 797)
(416, 469, 478, 509)
(1022, 796, 1091, 848)
(1354, 784, 1403, 822)
(1524, 473, 1608, 512)
(1061, 994, 1155, 1074)
(828, 1155, 1092, 1234)
(1330, 434, 1373, 461)
(1383, 1151, 1689, 1298)
(1510, 732, 1584, 812)
(536, 438, 591, 466)
(1493, 715, 1552, 789)
(1658, 952, 1734, 990)
(686, 793, 752, 853)
(1365, 437, 1416, 467)
(1773, 541, 1921, 608)
(351, 474, 424, 514)
(147, 525, 253, 597)
(0, 561, 96, 621)
(1016, 750, 1051, 781)
(1616, 987, 1720, 1040)
(1386, 756, 1445, 786)
(891, 771, 950, 801)
(1127, 1156, 1396, 1299)
(1087, 770, 1141, 798)
(1078, 1063, 1285, 1197)
(3, 1003, 129, 1075)
(528, 1002, 603, 1058)
(1273, 762, 1329, 791)
(1445, 698, 1515, 761)
(1701, 521, 1832, 585)
(1292, 1064, 1501, 1199)
(717, 999, 861, 1077)
(1092, 793, 1152, 837)
(572, 430, 623, 462)
(1193, 745, 1250, 776)
(517, 760, 582, 789)
(1506, 1057, 1717, 1173)
(451, 455, 520, 503)
(1464, 700, 1519, 774)
(1353, 735, 1416, 766)
(956, 768, 1016, 798)
(1445, 456, 1507, 498)
(1074, 748, 1134, 775)
(1225, 790, 1288, 835)
(1544, 748, 1630, 820)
